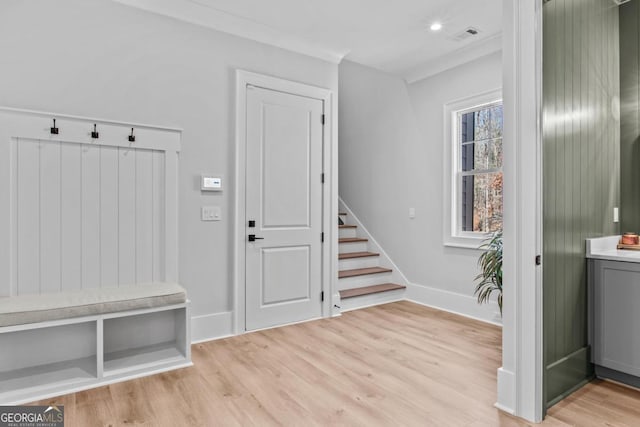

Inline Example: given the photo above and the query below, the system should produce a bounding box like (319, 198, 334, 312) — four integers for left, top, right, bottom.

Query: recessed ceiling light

(430, 22, 443, 32)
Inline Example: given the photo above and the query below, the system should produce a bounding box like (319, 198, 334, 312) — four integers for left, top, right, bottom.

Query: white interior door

(245, 85, 324, 331)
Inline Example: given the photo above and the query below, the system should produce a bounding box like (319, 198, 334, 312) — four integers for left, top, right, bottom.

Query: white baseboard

(405, 283, 502, 327)
(190, 287, 500, 343)
(496, 367, 516, 415)
(191, 311, 233, 343)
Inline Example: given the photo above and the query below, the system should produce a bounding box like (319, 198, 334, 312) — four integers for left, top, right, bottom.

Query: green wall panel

(620, 0, 640, 232)
(542, 0, 620, 409)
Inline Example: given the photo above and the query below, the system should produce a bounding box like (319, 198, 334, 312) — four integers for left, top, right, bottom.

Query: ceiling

(113, 0, 503, 83)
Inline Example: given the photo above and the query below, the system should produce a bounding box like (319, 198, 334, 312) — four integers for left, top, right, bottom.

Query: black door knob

(248, 234, 264, 242)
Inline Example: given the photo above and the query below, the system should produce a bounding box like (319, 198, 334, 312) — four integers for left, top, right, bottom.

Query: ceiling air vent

(452, 27, 481, 42)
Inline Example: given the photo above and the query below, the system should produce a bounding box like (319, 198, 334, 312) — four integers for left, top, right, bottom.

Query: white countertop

(586, 235, 640, 263)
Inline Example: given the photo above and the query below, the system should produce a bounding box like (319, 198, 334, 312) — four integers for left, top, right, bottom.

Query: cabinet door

(594, 260, 640, 375)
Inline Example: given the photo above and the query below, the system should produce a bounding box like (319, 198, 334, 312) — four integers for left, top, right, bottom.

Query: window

(444, 89, 503, 248)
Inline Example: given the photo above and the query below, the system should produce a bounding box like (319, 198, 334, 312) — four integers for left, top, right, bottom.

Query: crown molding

(112, 0, 348, 64)
(404, 34, 503, 84)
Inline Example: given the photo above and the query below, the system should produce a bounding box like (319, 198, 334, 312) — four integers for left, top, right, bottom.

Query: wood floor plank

(31, 301, 640, 426)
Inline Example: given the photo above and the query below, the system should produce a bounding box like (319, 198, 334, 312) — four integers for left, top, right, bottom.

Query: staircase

(337, 210, 407, 311)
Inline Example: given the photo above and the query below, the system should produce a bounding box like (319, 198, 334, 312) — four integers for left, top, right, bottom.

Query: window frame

(443, 89, 503, 249)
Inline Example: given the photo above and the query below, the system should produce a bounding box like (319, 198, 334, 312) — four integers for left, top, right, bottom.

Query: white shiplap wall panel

(164, 154, 178, 282)
(17, 139, 40, 295)
(0, 108, 181, 298)
(13, 141, 167, 294)
(7, 139, 18, 297)
(135, 149, 154, 284)
(153, 153, 166, 282)
(118, 148, 137, 286)
(39, 140, 62, 293)
(81, 144, 101, 289)
(99, 145, 120, 288)
(60, 143, 83, 291)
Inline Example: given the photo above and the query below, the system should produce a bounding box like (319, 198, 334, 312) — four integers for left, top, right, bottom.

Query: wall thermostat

(201, 175, 223, 192)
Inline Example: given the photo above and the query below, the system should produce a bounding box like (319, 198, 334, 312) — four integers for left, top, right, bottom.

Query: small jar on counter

(622, 232, 639, 245)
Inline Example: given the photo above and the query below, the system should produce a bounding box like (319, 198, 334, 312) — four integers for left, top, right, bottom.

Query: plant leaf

(473, 231, 503, 315)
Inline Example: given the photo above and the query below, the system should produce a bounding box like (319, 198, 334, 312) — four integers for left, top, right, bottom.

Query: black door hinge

(321, 232, 324, 242)
(321, 173, 325, 183)
(535, 255, 542, 266)
(321, 114, 325, 125)
(321, 291, 324, 302)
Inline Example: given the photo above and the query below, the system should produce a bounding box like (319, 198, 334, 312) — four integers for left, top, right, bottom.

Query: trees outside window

(459, 103, 503, 234)
(443, 89, 503, 248)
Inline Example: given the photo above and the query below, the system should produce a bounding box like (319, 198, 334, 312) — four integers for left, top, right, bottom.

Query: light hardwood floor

(34, 301, 640, 426)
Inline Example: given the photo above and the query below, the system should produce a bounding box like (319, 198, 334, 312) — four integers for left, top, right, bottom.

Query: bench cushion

(0, 283, 186, 327)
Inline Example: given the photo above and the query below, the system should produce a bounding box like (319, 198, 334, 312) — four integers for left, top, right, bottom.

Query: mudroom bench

(0, 283, 191, 405)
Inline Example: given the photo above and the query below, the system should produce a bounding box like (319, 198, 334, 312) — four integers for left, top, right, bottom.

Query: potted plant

(474, 231, 503, 315)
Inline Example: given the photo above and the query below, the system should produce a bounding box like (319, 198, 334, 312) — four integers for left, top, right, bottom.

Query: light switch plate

(202, 206, 221, 221)
(409, 208, 416, 219)
(614, 207, 619, 223)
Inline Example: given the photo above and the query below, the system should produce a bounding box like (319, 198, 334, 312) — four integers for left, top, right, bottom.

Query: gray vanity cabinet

(590, 259, 640, 387)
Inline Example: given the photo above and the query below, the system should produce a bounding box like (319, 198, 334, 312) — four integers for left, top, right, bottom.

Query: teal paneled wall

(543, 0, 620, 409)
(620, 0, 640, 232)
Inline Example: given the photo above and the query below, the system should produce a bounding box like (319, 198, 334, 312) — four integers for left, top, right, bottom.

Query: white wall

(339, 52, 502, 323)
(0, 0, 338, 341)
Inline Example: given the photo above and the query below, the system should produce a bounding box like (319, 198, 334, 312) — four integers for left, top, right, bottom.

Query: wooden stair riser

(337, 272, 394, 290)
(338, 227, 357, 239)
(339, 287, 406, 312)
(339, 257, 380, 270)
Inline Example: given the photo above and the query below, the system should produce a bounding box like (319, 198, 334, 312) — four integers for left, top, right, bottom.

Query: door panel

(245, 85, 323, 331)
(262, 103, 311, 228)
(261, 246, 310, 305)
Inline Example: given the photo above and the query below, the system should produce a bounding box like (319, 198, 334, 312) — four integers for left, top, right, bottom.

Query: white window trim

(443, 88, 503, 249)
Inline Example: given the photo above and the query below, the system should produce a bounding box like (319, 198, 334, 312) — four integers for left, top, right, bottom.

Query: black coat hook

(50, 118, 59, 135)
(128, 128, 135, 143)
(91, 124, 99, 139)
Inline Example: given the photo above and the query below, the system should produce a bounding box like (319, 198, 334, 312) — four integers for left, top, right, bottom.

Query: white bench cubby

(0, 303, 191, 405)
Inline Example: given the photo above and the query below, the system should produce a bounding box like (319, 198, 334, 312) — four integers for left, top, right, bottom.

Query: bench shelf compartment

(103, 307, 189, 377)
(0, 321, 97, 403)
